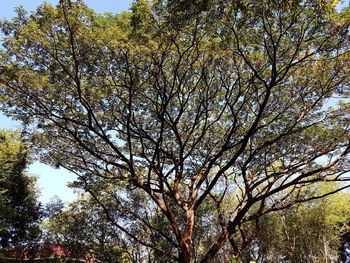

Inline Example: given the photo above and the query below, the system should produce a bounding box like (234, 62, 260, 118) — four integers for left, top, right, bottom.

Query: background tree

(0, 0, 350, 262)
(242, 183, 350, 263)
(0, 130, 41, 249)
(42, 194, 133, 262)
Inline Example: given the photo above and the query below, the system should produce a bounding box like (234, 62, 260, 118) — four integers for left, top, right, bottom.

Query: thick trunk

(178, 209, 195, 263)
(179, 250, 192, 263)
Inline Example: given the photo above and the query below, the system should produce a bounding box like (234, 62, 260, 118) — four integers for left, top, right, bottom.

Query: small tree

(0, 130, 41, 249)
(0, 0, 350, 262)
(42, 195, 132, 262)
(243, 183, 350, 263)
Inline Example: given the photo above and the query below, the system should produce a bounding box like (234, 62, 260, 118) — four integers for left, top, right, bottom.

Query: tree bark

(178, 209, 195, 263)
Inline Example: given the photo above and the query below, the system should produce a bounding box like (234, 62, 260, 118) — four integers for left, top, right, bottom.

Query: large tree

(0, 0, 350, 262)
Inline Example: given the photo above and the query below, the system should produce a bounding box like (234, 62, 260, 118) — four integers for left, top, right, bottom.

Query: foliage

(0, 0, 350, 262)
(0, 130, 41, 249)
(242, 184, 350, 263)
(42, 195, 133, 262)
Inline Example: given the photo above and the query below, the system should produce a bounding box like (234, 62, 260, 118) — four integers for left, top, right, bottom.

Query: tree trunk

(179, 250, 192, 263)
(178, 209, 195, 263)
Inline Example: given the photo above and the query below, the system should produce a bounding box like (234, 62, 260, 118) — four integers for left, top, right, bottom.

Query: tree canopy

(0, 130, 41, 249)
(42, 195, 132, 262)
(0, 0, 350, 262)
(244, 183, 350, 262)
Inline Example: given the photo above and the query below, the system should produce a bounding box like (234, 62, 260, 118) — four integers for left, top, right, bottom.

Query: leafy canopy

(0, 0, 350, 262)
(0, 130, 41, 249)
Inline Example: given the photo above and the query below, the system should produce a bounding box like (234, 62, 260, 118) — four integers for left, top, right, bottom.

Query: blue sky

(0, 1, 133, 18)
(0, 0, 133, 204)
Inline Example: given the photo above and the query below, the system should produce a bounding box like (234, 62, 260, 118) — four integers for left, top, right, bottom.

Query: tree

(242, 183, 350, 263)
(42, 195, 132, 262)
(0, 0, 350, 262)
(0, 130, 41, 249)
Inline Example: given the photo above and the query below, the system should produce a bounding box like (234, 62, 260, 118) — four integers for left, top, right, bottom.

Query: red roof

(0, 244, 101, 262)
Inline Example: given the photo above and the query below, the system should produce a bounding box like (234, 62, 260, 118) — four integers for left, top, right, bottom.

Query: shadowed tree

(42, 195, 132, 262)
(241, 183, 350, 262)
(0, 0, 350, 262)
(0, 130, 41, 249)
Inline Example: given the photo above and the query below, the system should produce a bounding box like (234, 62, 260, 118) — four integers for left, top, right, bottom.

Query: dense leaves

(42, 195, 131, 262)
(0, 0, 349, 262)
(0, 130, 41, 249)
(243, 184, 350, 262)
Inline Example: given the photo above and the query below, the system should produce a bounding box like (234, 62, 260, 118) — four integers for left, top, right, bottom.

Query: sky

(0, 0, 133, 204)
